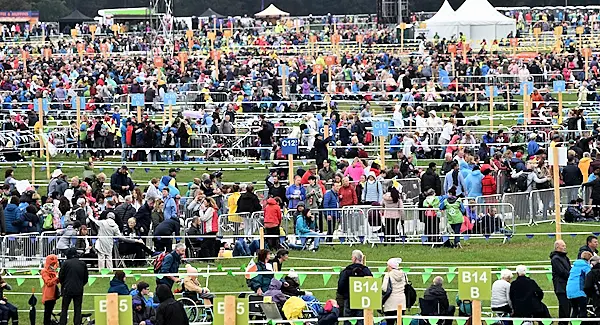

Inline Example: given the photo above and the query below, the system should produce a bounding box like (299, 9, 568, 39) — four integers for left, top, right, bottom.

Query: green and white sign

(458, 268, 492, 300)
(213, 297, 249, 325)
(94, 295, 132, 325)
(349, 277, 382, 309)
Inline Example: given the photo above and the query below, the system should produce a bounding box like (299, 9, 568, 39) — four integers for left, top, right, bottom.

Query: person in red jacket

(263, 197, 283, 250)
(339, 176, 358, 207)
(301, 166, 317, 185)
(481, 167, 497, 197)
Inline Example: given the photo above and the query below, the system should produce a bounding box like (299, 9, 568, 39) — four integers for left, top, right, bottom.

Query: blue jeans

(233, 240, 260, 256)
(260, 144, 272, 160)
(301, 231, 321, 249)
(451, 223, 462, 244)
(121, 143, 129, 161)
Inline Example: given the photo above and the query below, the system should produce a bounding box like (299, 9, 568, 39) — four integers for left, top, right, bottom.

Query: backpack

(153, 251, 169, 273)
(404, 274, 417, 309)
(516, 174, 529, 192)
(364, 131, 373, 144)
(42, 214, 54, 230)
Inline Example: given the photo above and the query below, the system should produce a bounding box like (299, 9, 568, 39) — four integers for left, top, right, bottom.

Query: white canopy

(425, 0, 515, 41)
(255, 4, 289, 18)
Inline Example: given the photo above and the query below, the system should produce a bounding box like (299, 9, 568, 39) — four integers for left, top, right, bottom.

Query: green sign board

(349, 277, 382, 309)
(458, 268, 492, 300)
(213, 297, 249, 325)
(94, 295, 132, 325)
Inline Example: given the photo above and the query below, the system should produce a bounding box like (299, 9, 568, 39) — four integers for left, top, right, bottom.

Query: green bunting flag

(447, 267, 457, 283)
(541, 320, 553, 325)
(30, 269, 39, 276)
(227, 270, 234, 277)
(268, 320, 276, 325)
(156, 274, 164, 279)
(422, 268, 433, 283)
(7, 269, 16, 275)
(39, 278, 44, 288)
(124, 269, 133, 275)
(485, 319, 498, 325)
(374, 317, 383, 324)
(496, 272, 501, 280)
(429, 317, 439, 325)
(240, 265, 246, 271)
(323, 273, 332, 285)
(298, 273, 307, 286)
(216, 264, 223, 272)
(378, 267, 386, 273)
(403, 318, 412, 325)
(456, 319, 467, 325)
(100, 268, 111, 275)
(349, 319, 358, 325)
(571, 320, 582, 325)
(403, 267, 411, 274)
(134, 275, 141, 281)
(275, 272, 285, 280)
(513, 319, 524, 325)
(373, 272, 383, 279)
(16, 277, 25, 286)
(294, 321, 303, 325)
(333, 267, 341, 273)
(545, 266, 553, 283)
(88, 277, 97, 286)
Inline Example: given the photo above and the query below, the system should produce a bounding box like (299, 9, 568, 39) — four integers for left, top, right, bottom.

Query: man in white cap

(48, 169, 68, 198)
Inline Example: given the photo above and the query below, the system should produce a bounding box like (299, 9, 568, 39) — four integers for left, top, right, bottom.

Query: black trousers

(60, 295, 82, 325)
(385, 218, 400, 242)
(384, 310, 404, 325)
(556, 292, 571, 325)
(44, 299, 57, 325)
(154, 238, 172, 252)
(265, 226, 280, 251)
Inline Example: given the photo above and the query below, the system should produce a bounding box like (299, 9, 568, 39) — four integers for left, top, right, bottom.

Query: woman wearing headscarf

(382, 258, 407, 325)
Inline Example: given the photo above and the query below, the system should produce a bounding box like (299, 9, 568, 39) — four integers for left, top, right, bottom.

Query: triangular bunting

(216, 264, 223, 272)
(422, 268, 433, 283)
(429, 317, 439, 325)
(30, 269, 39, 276)
(275, 273, 284, 280)
(403, 267, 411, 274)
(124, 269, 133, 275)
(456, 319, 467, 325)
(88, 277, 97, 286)
(323, 273, 332, 285)
(100, 268, 111, 275)
(294, 321, 303, 325)
(349, 320, 358, 325)
(373, 272, 383, 279)
(39, 277, 44, 288)
(403, 318, 412, 325)
(16, 277, 25, 286)
(374, 317, 384, 324)
(545, 266, 553, 283)
(333, 267, 341, 273)
(227, 270, 234, 276)
(298, 273, 307, 286)
(134, 275, 141, 281)
(571, 320, 582, 325)
(378, 267, 386, 273)
(513, 320, 524, 325)
(541, 320, 552, 325)
(447, 267, 456, 283)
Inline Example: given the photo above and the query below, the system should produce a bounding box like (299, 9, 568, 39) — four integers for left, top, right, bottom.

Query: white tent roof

(425, 0, 456, 23)
(454, 0, 515, 24)
(255, 4, 290, 18)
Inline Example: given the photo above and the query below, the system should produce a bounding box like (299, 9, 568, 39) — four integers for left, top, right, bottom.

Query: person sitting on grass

(0, 275, 18, 325)
(130, 282, 158, 309)
(133, 296, 156, 325)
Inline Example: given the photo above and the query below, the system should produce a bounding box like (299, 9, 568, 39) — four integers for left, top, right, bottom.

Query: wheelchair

(176, 284, 213, 322)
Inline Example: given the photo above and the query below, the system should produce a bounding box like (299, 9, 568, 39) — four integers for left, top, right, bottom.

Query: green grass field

(3, 222, 600, 323)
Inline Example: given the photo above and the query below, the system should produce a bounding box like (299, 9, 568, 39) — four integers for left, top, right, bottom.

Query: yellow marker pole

(106, 293, 119, 325)
(281, 68, 287, 98)
(379, 136, 386, 169)
(37, 98, 44, 159)
(552, 142, 562, 240)
(472, 300, 482, 325)
(397, 305, 403, 325)
(400, 24, 405, 53)
(76, 98, 81, 134)
(558, 91, 563, 125)
(137, 105, 142, 123)
(523, 83, 529, 128)
(259, 227, 265, 249)
(31, 159, 35, 185)
(489, 86, 494, 132)
(224, 295, 236, 325)
(288, 154, 294, 185)
(326, 94, 331, 116)
(169, 105, 173, 124)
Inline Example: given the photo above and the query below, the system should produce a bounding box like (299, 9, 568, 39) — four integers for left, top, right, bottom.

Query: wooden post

(489, 86, 494, 132)
(397, 304, 403, 325)
(400, 23, 405, 53)
(558, 92, 563, 125)
(76, 97, 81, 134)
(523, 83, 529, 128)
(364, 309, 374, 325)
(552, 143, 562, 240)
(259, 227, 265, 249)
(585, 51, 590, 81)
(316, 73, 321, 92)
(379, 136, 386, 169)
(223, 295, 236, 325)
(325, 94, 331, 116)
(288, 154, 294, 184)
(281, 67, 287, 98)
(37, 98, 44, 158)
(328, 65, 332, 93)
(137, 105, 142, 123)
(106, 293, 119, 325)
(472, 300, 482, 325)
(31, 159, 35, 185)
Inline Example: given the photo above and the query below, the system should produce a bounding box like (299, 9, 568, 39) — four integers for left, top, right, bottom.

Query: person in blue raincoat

(567, 251, 592, 318)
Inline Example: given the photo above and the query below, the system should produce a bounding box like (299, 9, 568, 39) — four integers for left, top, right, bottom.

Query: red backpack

(364, 131, 373, 144)
(153, 251, 169, 273)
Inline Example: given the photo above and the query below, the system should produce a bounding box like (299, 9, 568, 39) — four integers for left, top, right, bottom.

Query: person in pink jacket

(344, 158, 365, 182)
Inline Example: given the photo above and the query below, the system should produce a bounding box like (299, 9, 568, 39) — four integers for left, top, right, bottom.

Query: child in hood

(317, 299, 339, 325)
(41, 255, 60, 325)
(133, 296, 156, 325)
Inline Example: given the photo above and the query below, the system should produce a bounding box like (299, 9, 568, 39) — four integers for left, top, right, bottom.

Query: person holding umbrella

(41, 255, 60, 325)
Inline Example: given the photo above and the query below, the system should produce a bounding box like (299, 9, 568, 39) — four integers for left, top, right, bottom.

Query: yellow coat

(227, 192, 242, 223)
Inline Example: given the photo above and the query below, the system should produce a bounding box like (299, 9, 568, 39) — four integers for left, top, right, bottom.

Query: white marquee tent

(425, 0, 515, 41)
(255, 4, 290, 18)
